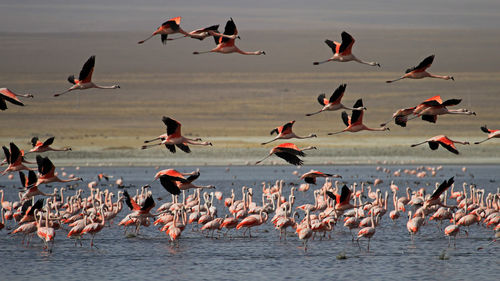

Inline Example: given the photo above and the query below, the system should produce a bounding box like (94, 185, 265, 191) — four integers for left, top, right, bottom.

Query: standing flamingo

(0, 88, 33, 110)
(313, 31, 380, 67)
(298, 209, 313, 251)
(261, 120, 316, 145)
(255, 143, 316, 166)
(81, 207, 106, 247)
(475, 125, 500, 144)
(236, 210, 268, 237)
(34, 155, 82, 186)
(142, 116, 212, 152)
(193, 18, 265, 55)
(386, 55, 454, 83)
(424, 177, 457, 209)
(305, 84, 366, 116)
(54, 56, 120, 97)
(327, 99, 389, 135)
(28, 137, 71, 153)
(357, 212, 376, 251)
(411, 135, 469, 155)
(300, 170, 341, 184)
(138, 17, 191, 44)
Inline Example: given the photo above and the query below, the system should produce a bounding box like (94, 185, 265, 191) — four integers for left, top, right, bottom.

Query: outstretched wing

(123, 190, 141, 211)
(31, 137, 39, 147)
(350, 99, 364, 124)
(43, 137, 55, 146)
(341, 111, 349, 127)
(274, 152, 303, 166)
(430, 177, 454, 200)
(324, 40, 339, 54)
(438, 137, 459, 154)
(406, 55, 434, 73)
(441, 99, 461, 107)
(317, 93, 327, 106)
(339, 31, 355, 55)
(162, 116, 181, 136)
(176, 143, 191, 153)
(329, 84, 346, 104)
(221, 18, 237, 43)
(9, 142, 21, 163)
(339, 185, 352, 204)
(2, 146, 11, 164)
(159, 176, 181, 195)
(0, 88, 24, 106)
(165, 144, 176, 153)
(78, 56, 95, 83)
(270, 128, 279, 135)
(141, 196, 156, 212)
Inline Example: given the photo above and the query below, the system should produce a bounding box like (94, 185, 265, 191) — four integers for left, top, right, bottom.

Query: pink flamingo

(386, 55, 453, 83)
(142, 116, 212, 152)
(193, 18, 265, 56)
(138, 17, 190, 44)
(313, 31, 380, 67)
(28, 137, 71, 153)
(475, 125, 500, 144)
(34, 155, 82, 186)
(54, 56, 120, 97)
(300, 170, 341, 184)
(261, 120, 316, 145)
(306, 84, 366, 116)
(357, 212, 376, 251)
(255, 143, 316, 166)
(411, 135, 469, 155)
(327, 99, 389, 135)
(0, 88, 33, 110)
(1, 143, 36, 175)
(81, 207, 106, 247)
(236, 210, 268, 237)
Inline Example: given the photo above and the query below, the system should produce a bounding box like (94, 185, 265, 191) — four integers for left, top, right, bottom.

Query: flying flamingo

(327, 99, 389, 135)
(0, 88, 33, 110)
(411, 135, 469, 155)
(299, 170, 341, 184)
(261, 120, 317, 145)
(1, 143, 36, 175)
(28, 137, 71, 153)
(255, 143, 316, 166)
(313, 31, 380, 67)
(54, 56, 120, 97)
(19, 171, 56, 202)
(193, 18, 265, 55)
(386, 55, 454, 83)
(407, 95, 475, 124)
(34, 155, 82, 186)
(166, 24, 239, 41)
(423, 177, 457, 209)
(142, 116, 212, 152)
(138, 17, 191, 44)
(153, 169, 215, 195)
(475, 125, 500, 144)
(380, 106, 416, 127)
(305, 84, 366, 116)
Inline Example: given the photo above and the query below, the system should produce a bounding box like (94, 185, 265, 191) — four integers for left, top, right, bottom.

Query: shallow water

(0, 164, 498, 281)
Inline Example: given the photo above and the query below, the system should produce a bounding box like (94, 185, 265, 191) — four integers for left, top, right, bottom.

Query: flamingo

(408, 95, 476, 124)
(423, 177, 457, 209)
(236, 210, 268, 237)
(154, 169, 215, 195)
(35, 209, 56, 249)
(138, 17, 191, 44)
(1, 143, 36, 175)
(298, 209, 313, 251)
(19, 171, 56, 202)
(407, 211, 425, 242)
(34, 155, 82, 186)
(28, 137, 71, 153)
(255, 143, 316, 166)
(357, 212, 376, 251)
(261, 120, 317, 145)
(411, 135, 469, 155)
(444, 214, 460, 248)
(475, 125, 500, 144)
(81, 207, 106, 247)
(0, 88, 33, 110)
(193, 18, 265, 56)
(305, 84, 366, 116)
(327, 99, 389, 135)
(386, 55, 453, 83)
(142, 116, 212, 152)
(380, 106, 416, 127)
(166, 24, 239, 41)
(54, 56, 120, 97)
(299, 170, 341, 184)
(313, 31, 380, 67)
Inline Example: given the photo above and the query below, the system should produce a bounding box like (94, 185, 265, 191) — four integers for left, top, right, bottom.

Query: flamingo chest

(217, 45, 238, 54)
(406, 71, 429, 79)
(75, 82, 95, 90)
(347, 124, 365, 132)
(419, 107, 447, 116)
(335, 54, 354, 62)
(325, 103, 343, 111)
(163, 136, 183, 145)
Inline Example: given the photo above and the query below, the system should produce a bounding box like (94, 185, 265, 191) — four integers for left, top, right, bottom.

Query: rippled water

(0, 165, 498, 281)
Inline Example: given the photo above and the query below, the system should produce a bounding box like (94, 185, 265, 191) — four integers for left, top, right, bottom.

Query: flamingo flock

(1, 15, 499, 255)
